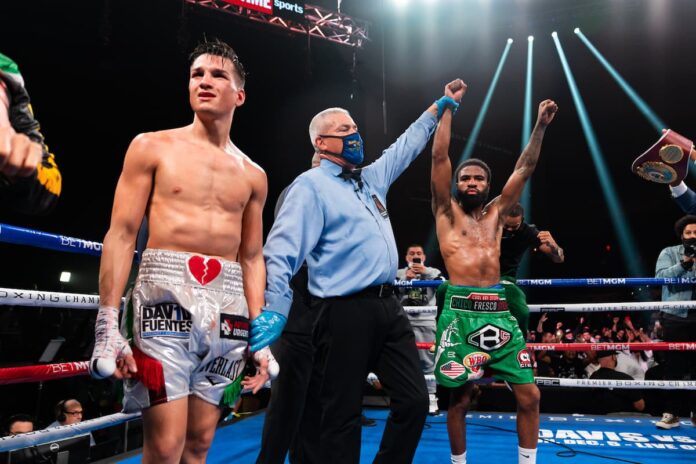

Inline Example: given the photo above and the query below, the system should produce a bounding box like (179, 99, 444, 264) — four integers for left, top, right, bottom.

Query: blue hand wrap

(250, 309, 288, 352)
(434, 96, 459, 119)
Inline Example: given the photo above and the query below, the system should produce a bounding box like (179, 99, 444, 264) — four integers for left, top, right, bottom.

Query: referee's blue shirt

(264, 111, 437, 316)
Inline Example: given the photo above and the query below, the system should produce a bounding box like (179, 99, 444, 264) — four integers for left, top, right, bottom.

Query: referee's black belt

(349, 284, 395, 299)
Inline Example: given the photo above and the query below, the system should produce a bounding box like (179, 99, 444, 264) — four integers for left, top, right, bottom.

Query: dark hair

(454, 158, 492, 183)
(507, 202, 524, 218)
(7, 414, 34, 431)
(674, 215, 696, 238)
(189, 38, 246, 86)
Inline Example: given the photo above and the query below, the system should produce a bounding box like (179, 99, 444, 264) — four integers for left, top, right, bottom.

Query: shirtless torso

(120, 128, 264, 260)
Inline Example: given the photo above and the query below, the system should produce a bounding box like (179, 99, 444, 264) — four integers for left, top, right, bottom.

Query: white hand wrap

(253, 346, 279, 380)
(90, 305, 132, 379)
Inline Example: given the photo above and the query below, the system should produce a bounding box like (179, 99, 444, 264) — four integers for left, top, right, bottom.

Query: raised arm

(537, 230, 564, 263)
(367, 79, 464, 194)
(497, 99, 557, 215)
(239, 164, 268, 321)
(431, 79, 466, 217)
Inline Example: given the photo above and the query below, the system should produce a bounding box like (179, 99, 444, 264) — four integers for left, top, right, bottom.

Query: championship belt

(631, 130, 694, 184)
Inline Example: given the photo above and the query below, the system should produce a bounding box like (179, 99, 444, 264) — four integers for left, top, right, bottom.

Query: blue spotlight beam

(459, 40, 514, 163)
(552, 33, 645, 277)
(574, 29, 666, 132)
(575, 29, 696, 179)
(518, 36, 534, 278)
(521, 36, 534, 216)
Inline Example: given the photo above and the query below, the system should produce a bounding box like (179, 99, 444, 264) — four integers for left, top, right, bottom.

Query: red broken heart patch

(187, 256, 222, 285)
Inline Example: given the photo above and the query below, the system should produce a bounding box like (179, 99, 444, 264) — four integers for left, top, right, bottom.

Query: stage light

(459, 38, 513, 162)
(59, 271, 71, 283)
(574, 29, 666, 132)
(392, 0, 410, 8)
(551, 31, 558, 38)
(552, 33, 646, 277)
(574, 27, 581, 34)
(518, 31, 535, 278)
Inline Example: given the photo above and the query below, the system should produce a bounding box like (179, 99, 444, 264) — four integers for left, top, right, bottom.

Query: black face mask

(683, 238, 696, 257)
(454, 187, 489, 212)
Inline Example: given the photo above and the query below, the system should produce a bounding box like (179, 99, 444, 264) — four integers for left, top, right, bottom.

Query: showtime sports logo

(222, 0, 304, 17)
(275, 0, 303, 14)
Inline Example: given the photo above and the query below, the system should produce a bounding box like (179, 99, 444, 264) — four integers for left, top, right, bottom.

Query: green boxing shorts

(434, 283, 533, 387)
(500, 275, 529, 337)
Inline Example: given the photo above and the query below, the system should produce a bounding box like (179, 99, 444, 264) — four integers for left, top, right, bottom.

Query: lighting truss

(187, 0, 370, 48)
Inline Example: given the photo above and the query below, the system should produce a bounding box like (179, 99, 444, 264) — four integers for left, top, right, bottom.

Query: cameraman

(654, 214, 696, 429)
(396, 244, 444, 414)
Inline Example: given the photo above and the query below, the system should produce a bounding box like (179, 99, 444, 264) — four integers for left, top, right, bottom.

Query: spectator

(584, 351, 600, 378)
(500, 203, 564, 336)
(396, 243, 445, 415)
(47, 399, 95, 446)
(552, 350, 585, 379)
(5, 414, 34, 436)
(590, 351, 645, 414)
(654, 215, 696, 429)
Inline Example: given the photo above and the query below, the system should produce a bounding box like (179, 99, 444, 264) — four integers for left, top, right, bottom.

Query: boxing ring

(1, 222, 696, 463)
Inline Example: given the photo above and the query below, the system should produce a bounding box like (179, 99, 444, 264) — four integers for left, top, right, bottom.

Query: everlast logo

(201, 357, 244, 381)
(141, 303, 192, 338)
(220, 314, 250, 341)
(274, 0, 303, 14)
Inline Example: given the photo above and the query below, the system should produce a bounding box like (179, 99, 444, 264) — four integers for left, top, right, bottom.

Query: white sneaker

(428, 393, 439, 415)
(656, 413, 680, 429)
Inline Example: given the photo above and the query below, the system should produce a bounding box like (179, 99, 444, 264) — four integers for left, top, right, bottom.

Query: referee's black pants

(311, 288, 428, 464)
(257, 268, 318, 464)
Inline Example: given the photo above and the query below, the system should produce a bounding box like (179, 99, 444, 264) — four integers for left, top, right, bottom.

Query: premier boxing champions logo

(140, 303, 192, 338)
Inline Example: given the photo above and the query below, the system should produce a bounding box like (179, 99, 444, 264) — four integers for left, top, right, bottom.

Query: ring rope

(403, 300, 696, 314)
(0, 361, 90, 385)
(5, 374, 695, 453)
(370, 374, 696, 390)
(416, 341, 696, 351)
(1, 223, 694, 287)
(397, 277, 696, 288)
(0, 412, 141, 452)
(0, 223, 104, 256)
(0, 288, 102, 309)
(3, 288, 695, 315)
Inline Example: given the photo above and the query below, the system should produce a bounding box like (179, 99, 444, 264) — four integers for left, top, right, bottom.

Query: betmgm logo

(274, 0, 304, 14)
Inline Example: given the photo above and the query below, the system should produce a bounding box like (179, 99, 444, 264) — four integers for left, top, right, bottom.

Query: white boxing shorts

(122, 248, 249, 412)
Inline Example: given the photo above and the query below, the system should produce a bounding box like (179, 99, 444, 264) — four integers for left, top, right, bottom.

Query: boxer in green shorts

(434, 283, 533, 387)
(430, 88, 557, 463)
